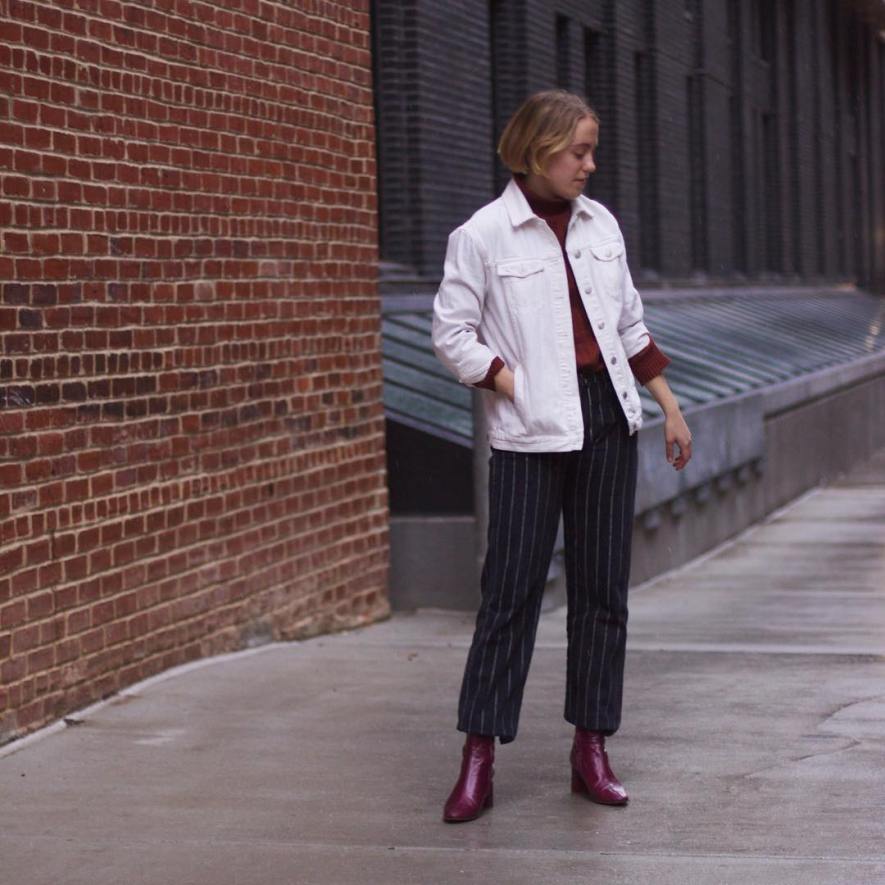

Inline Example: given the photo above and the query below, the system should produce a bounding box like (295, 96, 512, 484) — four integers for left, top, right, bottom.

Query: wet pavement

(2, 449, 885, 884)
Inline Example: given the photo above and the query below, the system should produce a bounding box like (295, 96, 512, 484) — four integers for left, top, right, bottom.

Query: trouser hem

(564, 715, 620, 737)
(456, 724, 515, 744)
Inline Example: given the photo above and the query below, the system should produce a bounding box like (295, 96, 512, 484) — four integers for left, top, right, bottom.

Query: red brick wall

(0, 0, 389, 743)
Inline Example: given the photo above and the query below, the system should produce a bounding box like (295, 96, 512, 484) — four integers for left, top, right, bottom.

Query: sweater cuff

(473, 356, 506, 391)
(629, 337, 671, 386)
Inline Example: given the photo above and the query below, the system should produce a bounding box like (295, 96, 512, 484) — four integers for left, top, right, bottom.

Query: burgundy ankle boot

(442, 734, 495, 822)
(570, 728, 628, 806)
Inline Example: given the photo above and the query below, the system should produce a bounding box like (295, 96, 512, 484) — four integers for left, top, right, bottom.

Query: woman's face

(532, 115, 598, 201)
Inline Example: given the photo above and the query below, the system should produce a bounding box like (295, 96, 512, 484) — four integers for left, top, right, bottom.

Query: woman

(432, 90, 692, 822)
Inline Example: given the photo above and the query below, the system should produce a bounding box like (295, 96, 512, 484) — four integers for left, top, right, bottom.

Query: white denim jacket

(432, 178, 652, 452)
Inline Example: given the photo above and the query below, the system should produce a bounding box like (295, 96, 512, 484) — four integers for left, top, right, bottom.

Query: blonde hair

(497, 90, 599, 175)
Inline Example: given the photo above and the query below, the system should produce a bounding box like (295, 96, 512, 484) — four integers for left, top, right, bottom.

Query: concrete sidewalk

(2, 451, 885, 885)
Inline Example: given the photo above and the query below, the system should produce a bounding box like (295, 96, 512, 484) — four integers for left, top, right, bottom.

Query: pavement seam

(0, 834, 883, 864)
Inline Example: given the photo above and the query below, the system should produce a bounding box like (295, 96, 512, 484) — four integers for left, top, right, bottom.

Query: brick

(0, 546, 24, 576)
(27, 646, 54, 676)
(54, 637, 80, 665)
(26, 592, 54, 620)
(1, 601, 26, 630)
(12, 623, 40, 653)
(1, 654, 27, 684)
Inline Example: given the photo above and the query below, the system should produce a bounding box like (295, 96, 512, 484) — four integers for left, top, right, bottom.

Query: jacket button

(622, 390, 628, 399)
(611, 356, 618, 364)
(573, 250, 581, 259)
(584, 285, 592, 294)
(598, 321, 605, 329)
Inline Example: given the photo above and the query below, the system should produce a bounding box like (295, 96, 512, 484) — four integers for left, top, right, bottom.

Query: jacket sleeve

(431, 226, 499, 386)
(628, 336, 671, 385)
(616, 244, 654, 360)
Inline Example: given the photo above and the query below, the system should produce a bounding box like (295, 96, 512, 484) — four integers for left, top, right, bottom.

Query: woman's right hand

(494, 366, 516, 401)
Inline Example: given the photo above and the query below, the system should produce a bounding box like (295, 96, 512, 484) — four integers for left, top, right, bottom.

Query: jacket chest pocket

(495, 259, 546, 314)
(587, 240, 624, 294)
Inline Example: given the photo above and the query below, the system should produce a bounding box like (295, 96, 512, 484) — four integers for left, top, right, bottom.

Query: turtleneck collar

(514, 173, 571, 217)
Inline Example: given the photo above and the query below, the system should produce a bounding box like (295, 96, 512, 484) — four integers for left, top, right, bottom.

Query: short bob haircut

(497, 90, 599, 176)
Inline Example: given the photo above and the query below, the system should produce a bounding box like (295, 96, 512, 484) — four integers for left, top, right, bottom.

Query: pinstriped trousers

(457, 369, 639, 743)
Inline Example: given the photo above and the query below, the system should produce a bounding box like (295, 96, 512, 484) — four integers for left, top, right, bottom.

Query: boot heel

(571, 769, 587, 794)
(484, 785, 494, 808)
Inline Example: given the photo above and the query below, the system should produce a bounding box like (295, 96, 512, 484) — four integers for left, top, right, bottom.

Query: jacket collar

(502, 177, 595, 227)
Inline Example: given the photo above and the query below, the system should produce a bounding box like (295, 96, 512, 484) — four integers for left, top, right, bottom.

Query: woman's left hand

(664, 410, 692, 471)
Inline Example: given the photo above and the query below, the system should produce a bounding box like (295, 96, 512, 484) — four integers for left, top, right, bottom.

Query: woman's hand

(644, 374, 692, 471)
(494, 366, 516, 401)
(664, 409, 692, 470)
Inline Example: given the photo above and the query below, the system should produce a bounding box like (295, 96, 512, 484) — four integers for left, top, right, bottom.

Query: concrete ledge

(758, 349, 885, 416)
(388, 515, 478, 610)
(637, 348, 885, 511)
(388, 355, 885, 609)
(636, 394, 764, 514)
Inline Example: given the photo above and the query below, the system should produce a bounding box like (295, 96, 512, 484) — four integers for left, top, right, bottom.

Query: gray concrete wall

(763, 373, 885, 511)
(389, 363, 885, 609)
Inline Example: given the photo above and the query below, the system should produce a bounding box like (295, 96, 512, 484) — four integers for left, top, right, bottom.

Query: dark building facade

(372, 0, 885, 610)
(372, 0, 885, 293)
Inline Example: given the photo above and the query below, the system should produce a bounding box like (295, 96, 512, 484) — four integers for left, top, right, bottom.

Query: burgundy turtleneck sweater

(476, 176, 670, 391)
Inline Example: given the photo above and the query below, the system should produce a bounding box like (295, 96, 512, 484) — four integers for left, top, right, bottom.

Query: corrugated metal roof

(382, 311, 473, 445)
(382, 290, 885, 448)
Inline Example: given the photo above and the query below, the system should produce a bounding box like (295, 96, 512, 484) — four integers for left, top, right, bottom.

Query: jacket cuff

(473, 356, 506, 391)
(629, 337, 671, 385)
